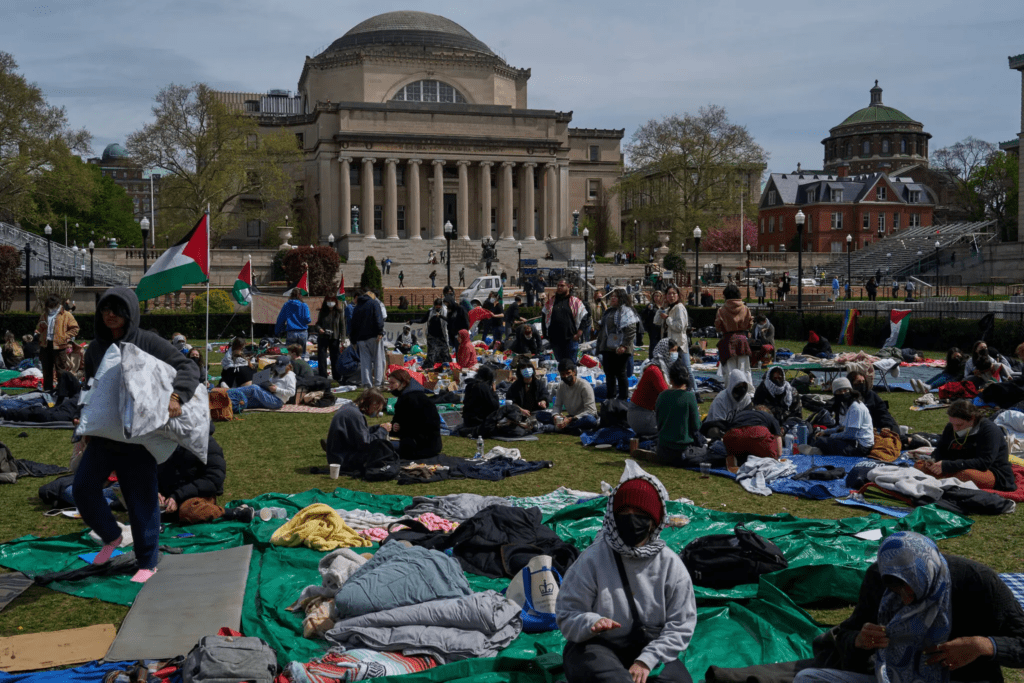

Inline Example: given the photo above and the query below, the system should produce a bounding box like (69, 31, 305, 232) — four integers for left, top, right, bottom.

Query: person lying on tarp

(914, 399, 1015, 491)
(556, 461, 697, 683)
(794, 531, 1024, 683)
(802, 378, 873, 458)
(381, 368, 442, 459)
(320, 388, 390, 474)
(156, 425, 254, 524)
(845, 370, 899, 434)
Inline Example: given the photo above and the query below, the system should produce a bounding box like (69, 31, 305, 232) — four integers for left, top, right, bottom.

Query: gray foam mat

(105, 544, 252, 661)
(0, 572, 33, 612)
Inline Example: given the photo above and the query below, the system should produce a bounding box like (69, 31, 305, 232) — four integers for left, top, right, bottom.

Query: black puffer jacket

(156, 428, 226, 504)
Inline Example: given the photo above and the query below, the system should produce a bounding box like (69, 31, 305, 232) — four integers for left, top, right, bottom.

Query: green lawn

(1, 339, 1022, 681)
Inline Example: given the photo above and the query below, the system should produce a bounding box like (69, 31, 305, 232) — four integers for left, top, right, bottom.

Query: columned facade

(361, 157, 376, 240)
(479, 162, 493, 240)
(407, 159, 422, 239)
(338, 156, 352, 235)
(457, 160, 470, 240)
(521, 162, 536, 240)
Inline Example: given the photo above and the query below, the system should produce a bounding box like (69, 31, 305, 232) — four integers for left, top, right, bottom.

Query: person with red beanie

(556, 461, 697, 683)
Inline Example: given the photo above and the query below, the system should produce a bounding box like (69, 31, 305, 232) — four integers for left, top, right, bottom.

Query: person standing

(368, 289, 388, 388)
(459, 267, 466, 286)
(714, 284, 754, 391)
(832, 276, 840, 301)
(543, 279, 587, 364)
(429, 270, 437, 288)
(275, 289, 311, 354)
(892, 277, 899, 300)
(349, 290, 384, 389)
(597, 289, 639, 401)
(315, 294, 345, 382)
(906, 279, 916, 301)
(643, 289, 666, 358)
(866, 277, 877, 302)
(755, 278, 766, 305)
(36, 293, 79, 393)
(422, 298, 451, 369)
(398, 270, 405, 287)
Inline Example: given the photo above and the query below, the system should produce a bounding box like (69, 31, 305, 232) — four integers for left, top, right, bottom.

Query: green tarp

(0, 488, 972, 682)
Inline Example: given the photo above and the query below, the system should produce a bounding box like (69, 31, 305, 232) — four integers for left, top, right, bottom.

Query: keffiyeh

(600, 460, 669, 560)
(762, 365, 797, 406)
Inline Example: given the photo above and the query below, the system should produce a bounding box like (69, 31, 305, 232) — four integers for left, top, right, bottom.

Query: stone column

(384, 158, 399, 239)
(338, 156, 352, 234)
(544, 163, 557, 238)
(432, 159, 445, 240)
(521, 162, 536, 240)
(407, 159, 422, 240)
(361, 157, 376, 239)
(319, 157, 334, 242)
(457, 160, 470, 240)
(479, 162, 493, 240)
(500, 161, 515, 240)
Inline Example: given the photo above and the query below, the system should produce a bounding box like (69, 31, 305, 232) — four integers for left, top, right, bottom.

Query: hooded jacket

(393, 379, 442, 458)
(714, 299, 752, 335)
(86, 287, 200, 404)
(705, 368, 753, 424)
(556, 461, 697, 671)
(156, 426, 226, 504)
(349, 295, 384, 343)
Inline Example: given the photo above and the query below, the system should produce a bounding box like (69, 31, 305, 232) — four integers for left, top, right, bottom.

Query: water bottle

(797, 423, 808, 445)
(476, 436, 485, 459)
(783, 433, 795, 456)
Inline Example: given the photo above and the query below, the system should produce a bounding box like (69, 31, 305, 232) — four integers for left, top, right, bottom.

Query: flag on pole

(839, 309, 860, 346)
(232, 259, 253, 305)
(883, 309, 912, 348)
(295, 269, 309, 296)
(338, 274, 346, 302)
(135, 214, 209, 301)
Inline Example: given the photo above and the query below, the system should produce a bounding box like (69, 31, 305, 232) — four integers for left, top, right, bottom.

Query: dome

(101, 143, 129, 162)
(834, 81, 918, 128)
(325, 11, 494, 56)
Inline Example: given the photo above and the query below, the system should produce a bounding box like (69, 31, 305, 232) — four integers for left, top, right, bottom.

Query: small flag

(884, 309, 912, 348)
(233, 259, 253, 305)
(338, 274, 346, 302)
(135, 214, 209, 301)
(839, 309, 860, 345)
(295, 270, 309, 296)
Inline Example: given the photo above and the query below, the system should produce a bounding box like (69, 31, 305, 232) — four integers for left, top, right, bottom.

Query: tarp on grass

(0, 488, 972, 678)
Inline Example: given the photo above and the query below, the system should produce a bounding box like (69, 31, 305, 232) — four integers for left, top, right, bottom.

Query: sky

(4, 0, 1023, 178)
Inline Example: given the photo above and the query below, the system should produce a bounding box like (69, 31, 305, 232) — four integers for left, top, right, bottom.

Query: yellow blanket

(270, 503, 372, 551)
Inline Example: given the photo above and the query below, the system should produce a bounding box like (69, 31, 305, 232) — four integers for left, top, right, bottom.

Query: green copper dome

(839, 106, 914, 126)
(101, 143, 129, 162)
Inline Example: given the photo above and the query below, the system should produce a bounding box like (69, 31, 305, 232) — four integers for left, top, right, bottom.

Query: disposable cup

(329, 464, 341, 479)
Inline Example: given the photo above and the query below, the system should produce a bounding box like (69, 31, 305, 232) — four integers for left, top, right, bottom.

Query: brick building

(757, 171, 934, 253)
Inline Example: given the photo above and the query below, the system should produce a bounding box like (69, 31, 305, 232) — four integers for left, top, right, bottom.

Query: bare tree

(932, 137, 997, 220)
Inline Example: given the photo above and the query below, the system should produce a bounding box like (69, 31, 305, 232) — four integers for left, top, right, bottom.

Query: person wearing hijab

(597, 288, 640, 400)
(714, 284, 754, 391)
(796, 531, 1024, 683)
(628, 338, 680, 438)
(422, 298, 451, 369)
(704, 368, 752, 425)
(382, 368, 442, 459)
(395, 325, 416, 354)
(556, 461, 697, 683)
(459, 365, 500, 435)
(804, 378, 873, 457)
(753, 365, 801, 423)
(456, 329, 477, 369)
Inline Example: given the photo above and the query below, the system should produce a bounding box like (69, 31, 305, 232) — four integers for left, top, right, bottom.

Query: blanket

(981, 464, 1024, 503)
(690, 454, 866, 500)
(246, 403, 343, 414)
(287, 649, 437, 683)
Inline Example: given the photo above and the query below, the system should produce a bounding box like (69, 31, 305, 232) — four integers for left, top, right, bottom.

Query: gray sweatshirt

(555, 534, 697, 671)
(553, 378, 597, 418)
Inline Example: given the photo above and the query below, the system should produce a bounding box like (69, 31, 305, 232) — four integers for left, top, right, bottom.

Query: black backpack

(361, 440, 400, 482)
(599, 399, 630, 430)
(680, 524, 788, 589)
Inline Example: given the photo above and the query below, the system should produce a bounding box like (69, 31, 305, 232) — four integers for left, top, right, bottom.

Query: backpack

(599, 398, 630, 430)
(208, 388, 234, 422)
(680, 524, 788, 589)
(182, 634, 277, 683)
(361, 440, 400, 482)
(503, 554, 561, 633)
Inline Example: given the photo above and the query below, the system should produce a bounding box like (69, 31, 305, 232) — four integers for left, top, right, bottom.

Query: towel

(271, 503, 373, 551)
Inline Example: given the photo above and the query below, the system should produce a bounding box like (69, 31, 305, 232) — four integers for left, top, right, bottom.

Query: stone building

(86, 143, 159, 225)
(212, 11, 623, 264)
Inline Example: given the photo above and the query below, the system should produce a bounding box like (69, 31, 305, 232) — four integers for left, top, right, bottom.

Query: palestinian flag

(338, 274, 346, 302)
(839, 309, 860, 345)
(232, 259, 253, 305)
(135, 214, 209, 301)
(295, 270, 309, 296)
(884, 309, 912, 348)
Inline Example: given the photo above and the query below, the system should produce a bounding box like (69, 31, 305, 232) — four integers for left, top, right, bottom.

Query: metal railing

(0, 222, 131, 286)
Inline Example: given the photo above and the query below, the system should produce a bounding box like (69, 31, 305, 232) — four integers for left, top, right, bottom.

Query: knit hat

(613, 479, 663, 524)
(831, 377, 852, 393)
(808, 331, 820, 343)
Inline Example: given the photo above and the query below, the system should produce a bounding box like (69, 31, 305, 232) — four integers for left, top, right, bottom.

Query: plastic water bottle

(783, 433, 795, 456)
(797, 424, 808, 445)
(476, 436, 485, 459)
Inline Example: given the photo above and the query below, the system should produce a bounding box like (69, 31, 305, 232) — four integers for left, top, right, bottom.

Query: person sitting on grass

(704, 368, 752, 430)
(915, 399, 1015, 491)
(455, 329, 477, 370)
(509, 323, 541, 356)
(921, 347, 966, 391)
(381, 368, 442, 459)
(628, 338, 679, 439)
(395, 324, 416, 354)
(220, 337, 253, 388)
(965, 355, 1002, 389)
(847, 370, 899, 434)
(507, 356, 550, 415)
(556, 462, 697, 683)
(459, 365, 500, 436)
(319, 388, 390, 475)
(643, 363, 701, 466)
(752, 365, 801, 423)
(803, 378, 873, 458)
(289, 343, 332, 400)
(288, 343, 314, 380)
(549, 358, 598, 435)
(157, 426, 255, 524)
(794, 530, 1024, 683)
(228, 356, 295, 410)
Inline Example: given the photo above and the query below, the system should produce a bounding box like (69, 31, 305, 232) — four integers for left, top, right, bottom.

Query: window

(588, 179, 600, 200)
(831, 189, 843, 202)
(831, 241, 842, 253)
(893, 212, 900, 230)
(909, 190, 921, 204)
(846, 144, 852, 157)
(807, 216, 812, 232)
(882, 139, 890, 154)
(391, 79, 467, 104)
(900, 138, 908, 154)
(876, 186, 887, 200)
(295, 133, 304, 149)
(589, 145, 599, 162)
(769, 217, 774, 233)
(397, 205, 405, 233)
(831, 212, 843, 230)
(862, 140, 871, 155)
(767, 190, 777, 205)
(863, 213, 870, 229)
(806, 188, 816, 202)
(760, 219, 765, 234)
(878, 214, 885, 232)
(374, 205, 382, 233)
(909, 213, 921, 228)
(246, 219, 262, 237)
(778, 215, 784, 231)
(350, 164, 360, 186)
(373, 165, 382, 187)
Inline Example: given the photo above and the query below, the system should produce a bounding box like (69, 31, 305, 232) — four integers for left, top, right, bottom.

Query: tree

(0, 245, 21, 312)
(619, 105, 767, 250)
(192, 289, 234, 314)
(359, 255, 382, 294)
(700, 217, 758, 252)
(934, 138, 1020, 240)
(932, 137, 997, 221)
(127, 83, 301, 246)
(0, 51, 92, 225)
(970, 151, 1019, 241)
(281, 246, 340, 296)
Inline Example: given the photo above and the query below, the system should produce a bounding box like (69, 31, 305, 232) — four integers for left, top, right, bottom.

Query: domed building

(214, 11, 623, 257)
(822, 81, 931, 176)
(87, 143, 157, 223)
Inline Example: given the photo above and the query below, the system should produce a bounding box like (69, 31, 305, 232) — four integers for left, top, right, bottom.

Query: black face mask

(614, 513, 653, 547)
(732, 388, 746, 401)
(852, 383, 867, 395)
(838, 392, 855, 406)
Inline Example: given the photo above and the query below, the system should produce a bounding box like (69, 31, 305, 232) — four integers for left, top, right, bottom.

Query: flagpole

(205, 206, 211, 373)
(247, 254, 254, 352)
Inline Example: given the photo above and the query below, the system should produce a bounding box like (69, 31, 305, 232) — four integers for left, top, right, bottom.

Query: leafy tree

(700, 217, 758, 252)
(0, 245, 21, 312)
(192, 288, 234, 314)
(662, 252, 686, 272)
(281, 246, 340, 296)
(619, 105, 767, 251)
(0, 51, 92, 225)
(127, 83, 302, 246)
(934, 138, 1020, 240)
(970, 151, 1019, 241)
(359, 255, 383, 294)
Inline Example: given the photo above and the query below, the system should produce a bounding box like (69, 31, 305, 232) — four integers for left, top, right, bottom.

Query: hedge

(2, 312, 255, 342)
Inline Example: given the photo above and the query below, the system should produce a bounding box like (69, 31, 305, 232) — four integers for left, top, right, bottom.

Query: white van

(460, 275, 503, 305)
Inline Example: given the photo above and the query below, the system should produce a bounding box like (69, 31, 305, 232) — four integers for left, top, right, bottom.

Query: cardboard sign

(0, 624, 117, 672)
(382, 321, 427, 344)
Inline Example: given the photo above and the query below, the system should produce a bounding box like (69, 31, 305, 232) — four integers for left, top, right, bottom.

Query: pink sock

(130, 568, 157, 583)
(92, 537, 122, 565)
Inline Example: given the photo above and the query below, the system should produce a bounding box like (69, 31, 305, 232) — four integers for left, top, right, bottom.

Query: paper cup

(329, 464, 341, 479)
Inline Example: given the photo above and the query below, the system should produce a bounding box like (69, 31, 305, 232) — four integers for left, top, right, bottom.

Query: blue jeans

(794, 669, 875, 683)
(550, 339, 579, 365)
(560, 413, 598, 435)
(286, 330, 308, 357)
(72, 439, 161, 570)
(229, 384, 283, 410)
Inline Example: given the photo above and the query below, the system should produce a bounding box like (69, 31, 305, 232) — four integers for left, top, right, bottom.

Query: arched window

(881, 139, 890, 154)
(846, 144, 852, 157)
(900, 138, 907, 154)
(391, 80, 467, 104)
(862, 140, 871, 155)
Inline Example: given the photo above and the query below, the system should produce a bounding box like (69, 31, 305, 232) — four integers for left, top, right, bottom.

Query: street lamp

(693, 226, 702, 301)
(934, 239, 941, 296)
(88, 240, 95, 287)
(23, 245, 32, 310)
(328, 232, 335, 256)
(444, 220, 454, 286)
(582, 229, 589, 299)
(139, 216, 150, 274)
(43, 224, 52, 278)
(572, 209, 579, 237)
(846, 234, 853, 299)
(634, 219, 638, 259)
(351, 205, 360, 235)
(516, 241, 523, 287)
(917, 250, 923, 274)
(795, 210, 805, 310)
(745, 243, 752, 301)
(71, 245, 79, 286)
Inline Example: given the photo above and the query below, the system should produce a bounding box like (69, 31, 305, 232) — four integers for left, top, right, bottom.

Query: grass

(1, 339, 1022, 681)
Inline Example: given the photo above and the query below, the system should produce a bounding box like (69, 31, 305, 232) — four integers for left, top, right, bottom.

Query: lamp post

(634, 219, 638, 259)
(23, 245, 32, 310)
(846, 233, 853, 299)
(917, 250, 923, 274)
(516, 241, 523, 287)
(351, 205, 359, 235)
(934, 239, 940, 296)
(795, 210, 805, 310)
(572, 209, 579, 237)
(88, 240, 95, 287)
(693, 226, 702, 300)
(887, 252, 892, 278)
(43, 224, 52, 278)
(444, 220, 454, 286)
(139, 216, 150, 274)
(72, 245, 79, 286)
(582, 229, 589, 299)
(328, 232, 335, 257)
(745, 243, 752, 301)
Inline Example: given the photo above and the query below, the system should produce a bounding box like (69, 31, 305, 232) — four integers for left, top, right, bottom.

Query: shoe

(320, 438, 328, 453)
(226, 505, 255, 523)
(310, 466, 330, 475)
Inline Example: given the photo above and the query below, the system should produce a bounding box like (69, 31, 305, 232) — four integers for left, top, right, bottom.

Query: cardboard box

(386, 352, 404, 367)
(495, 369, 513, 383)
